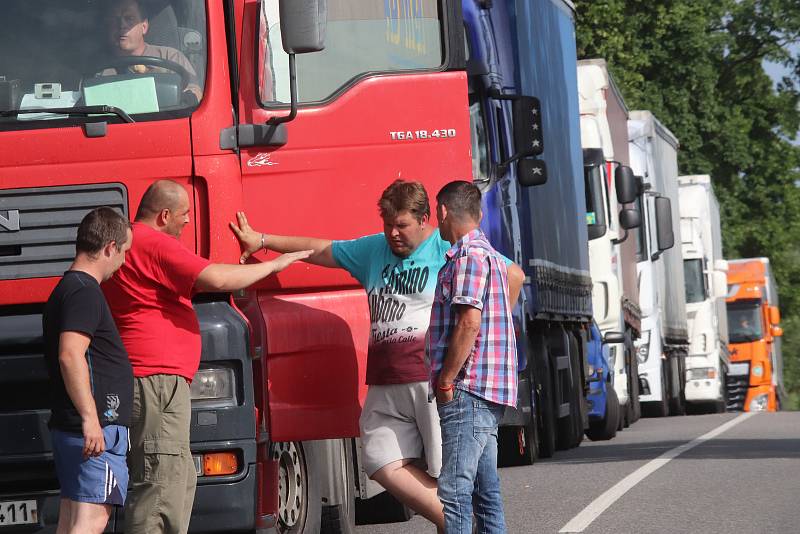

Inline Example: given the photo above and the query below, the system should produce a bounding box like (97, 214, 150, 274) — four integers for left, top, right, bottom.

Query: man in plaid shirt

(428, 180, 517, 533)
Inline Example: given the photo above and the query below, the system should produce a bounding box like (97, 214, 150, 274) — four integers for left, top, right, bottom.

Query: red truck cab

(0, 0, 469, 531)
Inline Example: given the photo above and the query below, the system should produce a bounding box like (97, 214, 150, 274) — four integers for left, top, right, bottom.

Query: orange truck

(725, 258, 785, 411)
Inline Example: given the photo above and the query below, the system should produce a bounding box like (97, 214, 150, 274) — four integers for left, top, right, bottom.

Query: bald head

(136, 180, 191, 237)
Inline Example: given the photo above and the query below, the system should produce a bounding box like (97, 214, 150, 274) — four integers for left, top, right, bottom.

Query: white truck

(628, 110, 689, 417)
(578, 59, 643, 429)
(678, 175, 730, 412)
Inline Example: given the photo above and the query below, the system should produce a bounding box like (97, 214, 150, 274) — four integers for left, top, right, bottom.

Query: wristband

(438, 383, 455, 392)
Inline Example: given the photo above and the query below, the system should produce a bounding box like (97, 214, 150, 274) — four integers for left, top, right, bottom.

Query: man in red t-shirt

(103, 180, 310, 534)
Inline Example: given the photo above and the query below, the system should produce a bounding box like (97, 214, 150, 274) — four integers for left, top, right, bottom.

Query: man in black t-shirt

(43, 207, 133, 534)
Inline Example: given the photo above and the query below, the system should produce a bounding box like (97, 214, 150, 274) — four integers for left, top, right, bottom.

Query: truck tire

(586, 387, 619, 441)
(642, 363, 669, 417)
(669, 363, 686, 416)
(355, 490, 414, 525)
(534, 335, 556, 459)
(321, 440, 355, 534)
(626, 331, 641, 423)
(498, 422, 537, 467)
(275, 441, 321, 534)
(556, 334, 584, 450)
(538, 369, 557, 458)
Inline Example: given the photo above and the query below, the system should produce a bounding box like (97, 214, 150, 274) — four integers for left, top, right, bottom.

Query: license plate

(0, 500, 37, 526)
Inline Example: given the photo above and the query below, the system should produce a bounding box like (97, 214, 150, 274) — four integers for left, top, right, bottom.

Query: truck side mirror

(714, 259, 729, 272)
(517, 158, 547, 187)
(769, 306, 781, 325)
(588, 223, 607, 240)
(653, 196, 674, 256)
(512, 96, 544, 156)
(771, 325, 784, 337)
(712, 271, 728, 299)
(614, 165, 637, 204)
(619, 208, 641, 230)
(279, 0, 327, 53)
(603, 331, 625, 344)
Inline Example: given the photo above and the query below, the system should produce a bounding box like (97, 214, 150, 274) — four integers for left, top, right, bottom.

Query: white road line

(559, 412, 755, 533)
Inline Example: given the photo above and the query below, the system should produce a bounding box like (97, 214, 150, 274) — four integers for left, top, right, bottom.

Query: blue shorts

(51, 425, 129, 506)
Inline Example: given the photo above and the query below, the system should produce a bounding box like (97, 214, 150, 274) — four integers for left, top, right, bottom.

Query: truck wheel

(535, 335, 556, 459)
(586, 387, 619, 441)
(321, 440, 355, 534)
(642, 363, 669, 417)
(498, 423, 537, 467)
(275, 441, 321, 534)
(556, 333, 584, 450)
(627, 332, 641, 423)
(355, 490, 414, 524)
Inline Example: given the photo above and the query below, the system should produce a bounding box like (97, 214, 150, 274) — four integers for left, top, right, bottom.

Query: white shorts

(359, 381, 442, 478)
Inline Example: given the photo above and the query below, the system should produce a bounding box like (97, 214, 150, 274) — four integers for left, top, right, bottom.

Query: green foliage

(575, 0, 800, 408)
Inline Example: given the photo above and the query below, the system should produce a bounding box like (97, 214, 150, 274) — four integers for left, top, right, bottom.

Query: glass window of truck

(0, 0, 206, 130)
(683, 258, 706, 303)
(727, 300, 763, 343)
(259, 0, 444, 105)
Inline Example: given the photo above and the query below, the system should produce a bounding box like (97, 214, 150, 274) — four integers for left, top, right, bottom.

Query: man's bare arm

(507, 263, 524, 306)
(229, 211, 338, 268)
(59, 331, 105, 458)
(195, 250, 313, 292)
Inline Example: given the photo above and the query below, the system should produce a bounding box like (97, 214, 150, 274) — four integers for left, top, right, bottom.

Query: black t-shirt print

(43, 270, 133, 432)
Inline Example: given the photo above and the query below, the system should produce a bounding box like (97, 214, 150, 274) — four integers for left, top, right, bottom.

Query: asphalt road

(355, 412, 800, 533)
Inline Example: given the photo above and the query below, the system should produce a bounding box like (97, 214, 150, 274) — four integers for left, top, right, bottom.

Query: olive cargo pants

(124, 374, 196, 534)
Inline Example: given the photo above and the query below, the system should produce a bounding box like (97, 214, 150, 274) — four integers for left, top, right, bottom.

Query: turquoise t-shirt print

(332, 231, 449, 385)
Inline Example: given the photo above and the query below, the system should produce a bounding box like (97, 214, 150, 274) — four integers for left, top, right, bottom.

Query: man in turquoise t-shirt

(230, 180, 523, 530)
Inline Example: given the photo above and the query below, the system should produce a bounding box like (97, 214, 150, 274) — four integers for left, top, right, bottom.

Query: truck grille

(0, 183, 127, 280)
(0, 308, 59, 495)
(726, 374, 749, 411)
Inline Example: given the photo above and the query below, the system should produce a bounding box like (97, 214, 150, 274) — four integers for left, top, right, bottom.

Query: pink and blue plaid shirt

(428, 229, 517, 407)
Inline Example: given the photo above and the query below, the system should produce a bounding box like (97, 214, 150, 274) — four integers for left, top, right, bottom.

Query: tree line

(575, 0, 800, 408)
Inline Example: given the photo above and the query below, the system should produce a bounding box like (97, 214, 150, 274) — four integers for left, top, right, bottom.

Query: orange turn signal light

(203, 452, 238, 476)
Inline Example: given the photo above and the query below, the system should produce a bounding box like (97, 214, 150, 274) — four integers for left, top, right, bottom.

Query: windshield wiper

(0, 105, 134, 123)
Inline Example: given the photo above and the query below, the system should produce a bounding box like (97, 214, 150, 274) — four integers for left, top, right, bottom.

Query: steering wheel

(93, 55, 192, 90)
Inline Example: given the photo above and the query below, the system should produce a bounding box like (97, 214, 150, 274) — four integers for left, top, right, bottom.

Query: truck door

(234, 0, 471, 441)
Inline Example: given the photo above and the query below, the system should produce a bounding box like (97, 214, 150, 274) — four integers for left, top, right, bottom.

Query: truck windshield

(0, 0, 206, 129)
(584, 164, 607, 229)
(259, 0, 444, 104)
(727, 301, 763, 343)
(634, 195, 647, 261)
(683, 258, 706, 303)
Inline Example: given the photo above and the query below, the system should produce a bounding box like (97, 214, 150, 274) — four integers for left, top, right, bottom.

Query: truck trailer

(725, 258, 785, 412)
(678, 175, 730, 413)
(628, 110, 689, 417)
(463, 0, 593, 463)
(578, 59, 642, 431)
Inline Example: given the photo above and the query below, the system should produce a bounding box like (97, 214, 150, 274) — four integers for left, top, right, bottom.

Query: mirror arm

(268, 54, 298, 126)
(497, 150, 532, 177)
(650, 250, 663, 261)
(611, 229, 629, 245)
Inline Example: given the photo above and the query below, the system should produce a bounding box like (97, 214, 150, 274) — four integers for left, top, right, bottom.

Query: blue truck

(463, 0, 609, 462)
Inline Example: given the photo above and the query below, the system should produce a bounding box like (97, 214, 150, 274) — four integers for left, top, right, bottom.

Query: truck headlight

(636, 331, 650, 363)
(752, 365, 764, 378)
(687, 367, 716, 381)
(749, 393, 769, 412)
(191, 367, 236, 407)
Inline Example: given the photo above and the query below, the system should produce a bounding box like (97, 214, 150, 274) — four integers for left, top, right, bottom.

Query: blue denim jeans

(437, 388, 506, 534)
